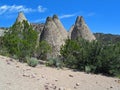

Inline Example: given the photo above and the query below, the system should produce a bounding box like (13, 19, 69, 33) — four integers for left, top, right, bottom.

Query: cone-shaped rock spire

(71, 16, 96, 41)
(16, 12, 28, 23)
(40, 16, 64, 58)
(52, 14, 68, 40)
(75, 16, 85, 25)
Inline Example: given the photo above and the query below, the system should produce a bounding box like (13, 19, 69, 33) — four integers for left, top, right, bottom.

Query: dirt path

(0, 55, 120, 90)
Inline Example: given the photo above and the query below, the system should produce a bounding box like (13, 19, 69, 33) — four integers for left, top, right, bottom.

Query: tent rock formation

(0, 12, 96, 58)
(16, 12, 28, 23)
(70, 16, 96, 41)
(40, 16, 67, 58)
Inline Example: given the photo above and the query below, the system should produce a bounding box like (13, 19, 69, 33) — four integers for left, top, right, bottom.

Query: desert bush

(27, 57, 38, 67)
(60, 38, 120, 77)
(46, 58, 63, 68)
(3, 20, 38, 61)
(0, 46, 10, 57)
(35, 41, 52, 60)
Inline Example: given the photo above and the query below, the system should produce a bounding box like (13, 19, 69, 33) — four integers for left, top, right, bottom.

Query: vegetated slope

(0, 55, 120, 90)
(94, 33, 120, 44)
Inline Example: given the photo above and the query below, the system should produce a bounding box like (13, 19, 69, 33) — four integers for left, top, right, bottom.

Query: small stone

(74, 86, 77, 89)
(110, 86, 113, 88)
(16, 66, 19, 68)
(59, 87, 65, 90)
(45, 87, 49, 90)
(53, 86, 57, 89)
(55, 79, 58, 82)
(44, 85, 49, 90)
(69, 74, 73, 77)
(41, 75, 44, 78)
(31, 73, 36, 78)
(46, 83, 49, 85)
(76, 83, 80, 86)
(7, 61, 10, 65)
(52, 84, 55, 86)
(10, 59, 13, 61)
(23, 73, 30, 77)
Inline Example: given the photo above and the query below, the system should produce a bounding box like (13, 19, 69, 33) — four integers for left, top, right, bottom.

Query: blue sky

(0, 0, 120, 34)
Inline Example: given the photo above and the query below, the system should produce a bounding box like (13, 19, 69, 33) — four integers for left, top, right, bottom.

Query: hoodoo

(71, 16, 96, 41)
(40, 16, 64, 58)
(16, 12, 28, 23)
(52, 15, 68, 40)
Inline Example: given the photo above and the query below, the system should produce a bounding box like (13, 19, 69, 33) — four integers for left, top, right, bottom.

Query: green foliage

(27, 57, 38, 67)
(85, 66, 91, 73)
(46, 58, 63, 68)
(94, 33, 120, 45)
(3, 20, 38, 61)
(61, 38, 120, 77)
(0, 47, 10, 57)
(36, 41, 52, 60)
(0, 37, 3, 45)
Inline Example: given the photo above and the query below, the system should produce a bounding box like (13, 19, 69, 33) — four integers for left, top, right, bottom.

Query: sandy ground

(0, 55, 120, 90)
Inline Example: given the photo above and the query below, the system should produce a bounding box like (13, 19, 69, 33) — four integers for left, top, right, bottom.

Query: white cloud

(38, 5, 47, 13)
(0, 5, 47, 15)
(33, 14, 76, 23)
(59, 14, 76, 19)
(0, 5, 35, 15)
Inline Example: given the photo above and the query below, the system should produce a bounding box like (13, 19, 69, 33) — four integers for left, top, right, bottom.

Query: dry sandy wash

(0, 55, 120, 90)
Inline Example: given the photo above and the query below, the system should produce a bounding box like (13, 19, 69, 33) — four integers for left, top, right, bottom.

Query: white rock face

(53, 15, 68, 41)
(16, 12, 28, 23)
(0, 29, 5, 37)
(40, 16, 65, 58)
(68, 25, 74, 39)
(71, 16, 96, 41)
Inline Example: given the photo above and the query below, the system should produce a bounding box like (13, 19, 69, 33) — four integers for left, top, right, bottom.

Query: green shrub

(12, 55, 18, 60)
(85, 66, 91, 74)
(36, 41, 52, 60)
(0, 47, 10, 57)
(3, 20, 38, 61)
(60, 38, 120, 77)
(27, 57, 38, 67)
(46, 58, 63, 68)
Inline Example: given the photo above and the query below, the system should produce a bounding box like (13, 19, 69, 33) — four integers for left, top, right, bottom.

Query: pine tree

(3, 20, 38, 61)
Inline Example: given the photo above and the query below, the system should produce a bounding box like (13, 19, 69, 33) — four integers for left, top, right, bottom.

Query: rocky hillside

(94, 33, 120, 44)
